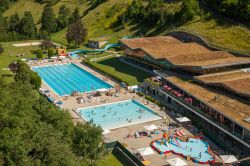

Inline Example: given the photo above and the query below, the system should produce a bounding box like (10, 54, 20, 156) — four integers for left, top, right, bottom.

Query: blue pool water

(152, 138, 214, 163)
(78, 100, 162, 130)
(33, 63, 112, 96)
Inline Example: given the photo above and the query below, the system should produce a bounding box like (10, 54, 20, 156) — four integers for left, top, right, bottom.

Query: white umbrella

(176, 117, 191, 123)
(220, 155, 238, 164)
(137, 147, 155, 156)
(97, 88, 108, 92)
(59, 55, 66, 59)
(144, 124, 157, 131)
(128, 85, 138, 91)
(167, 157, 187, 166)
(51, 56, 57, 59)
(102, 129, 111, 135)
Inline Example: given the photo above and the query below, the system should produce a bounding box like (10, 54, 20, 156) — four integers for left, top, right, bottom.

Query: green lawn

(178, 17, 250, 54)
(96, 153, 123, 166)
(4, 0, 90, 25)
(51, 0, 133, 45)
(0, 40, 46, 81)
(88, 56, 152, 85)
(51, 0, 250, 54)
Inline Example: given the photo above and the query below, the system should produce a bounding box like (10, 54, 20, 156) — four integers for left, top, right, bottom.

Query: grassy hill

(3, 0, 90, 24)
(3, 0, 250, 54)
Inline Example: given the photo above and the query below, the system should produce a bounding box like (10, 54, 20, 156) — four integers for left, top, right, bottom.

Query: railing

(145, 80, 250, 149)
(112, 142, 144, 166)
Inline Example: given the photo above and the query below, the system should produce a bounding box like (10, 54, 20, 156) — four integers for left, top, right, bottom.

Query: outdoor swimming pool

(78, 100, 162, 130)
(33, 63, 112, 96)
(151, 137, 214, 164)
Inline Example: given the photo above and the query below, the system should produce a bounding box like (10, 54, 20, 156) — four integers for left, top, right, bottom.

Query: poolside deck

(29, 58, 222, 165)
(105, 119, 222, 166)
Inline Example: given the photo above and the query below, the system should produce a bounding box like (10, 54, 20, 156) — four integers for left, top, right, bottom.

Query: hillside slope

(3, 0, 90, 24)
(3, 0, 250, 54)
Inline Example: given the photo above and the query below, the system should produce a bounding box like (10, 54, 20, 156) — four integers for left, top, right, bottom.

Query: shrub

(137, 91, 144, 97)
(48, 48, 54, 58)
(36, 49, 43, 59)
(30, 72, 42, 89)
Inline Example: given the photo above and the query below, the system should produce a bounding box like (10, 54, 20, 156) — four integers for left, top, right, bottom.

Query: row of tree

(119, 0, 200, 27)
(0, 4, 82, 42)
(204, 0, 250, 24)
(41, 5, 82, 35)
(0, 60, 105, 165)
(0, 0, 60, 13)
(0, 11, 37, 42)
(0, 0, 18, 12)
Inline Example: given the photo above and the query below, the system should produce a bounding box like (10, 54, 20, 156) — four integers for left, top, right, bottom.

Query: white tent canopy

(144, 124, 157, 131)
(128, 85, 138, 91)
(167, 158, 187, 166)
(176, 117, 191, 123)
(51, 56, 57, 59)
(220, 155, 238, 164)
(137, 147, 155, 156)
(58, 55, 66, 59)
(97, 88, 108, 92)
(102, 129, 111, 135)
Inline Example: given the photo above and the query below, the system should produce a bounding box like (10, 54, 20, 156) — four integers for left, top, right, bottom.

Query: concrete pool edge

(151, 138, 216, 165)
(72, 63, 113, 89)
(32, 62, 113, 97)
(75, 99, 164, 130)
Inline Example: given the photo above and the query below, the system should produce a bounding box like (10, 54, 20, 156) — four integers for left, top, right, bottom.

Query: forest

(0, 0, 249, 42)
(0, 61, 104, 165)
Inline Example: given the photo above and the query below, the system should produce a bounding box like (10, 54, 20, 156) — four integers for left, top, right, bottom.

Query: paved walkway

(29, 58, 221, 165)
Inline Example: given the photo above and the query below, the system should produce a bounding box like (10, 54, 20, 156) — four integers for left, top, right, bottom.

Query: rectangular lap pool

(33, 63, 112, 96)
(77, 100, 162, 130)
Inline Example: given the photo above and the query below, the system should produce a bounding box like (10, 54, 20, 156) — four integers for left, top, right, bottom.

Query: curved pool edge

(150, 138, 216, 165)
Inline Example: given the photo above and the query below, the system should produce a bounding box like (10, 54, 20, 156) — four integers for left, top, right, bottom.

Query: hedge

(136, 91, 163, 107)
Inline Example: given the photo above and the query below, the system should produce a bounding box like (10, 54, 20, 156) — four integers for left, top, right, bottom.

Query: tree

(90, 0, 107, 9)
(48, 47, 54, 58)
(14, 60, 32, 83)
(0, 61, 110, 165)
(0, 44, 3, 54)
(68, 7, 80, 24)
(57, 5, 70, 30)
(72, 122, 104, 165)
(41, 40, 53, 52)
(19, 11, 36, 38)
(0, 0, 10, 12)
(36, 49, 43, 59)
(0, 69, 80, 165)
(0, 12, 8, 34)
(41, 5, 57, 34)
(181, 0, 200, 21)
(66, 19, 88, 47)
(8, 13, 20, 32)
(30, 72, 41, 89)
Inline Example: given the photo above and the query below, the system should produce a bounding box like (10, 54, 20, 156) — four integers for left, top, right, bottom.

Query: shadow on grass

(97, 57, 152, 83)
(112, 150, 131, 166)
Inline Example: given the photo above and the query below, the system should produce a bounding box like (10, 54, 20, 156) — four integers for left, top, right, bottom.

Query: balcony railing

(144, 80, 250, 148)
